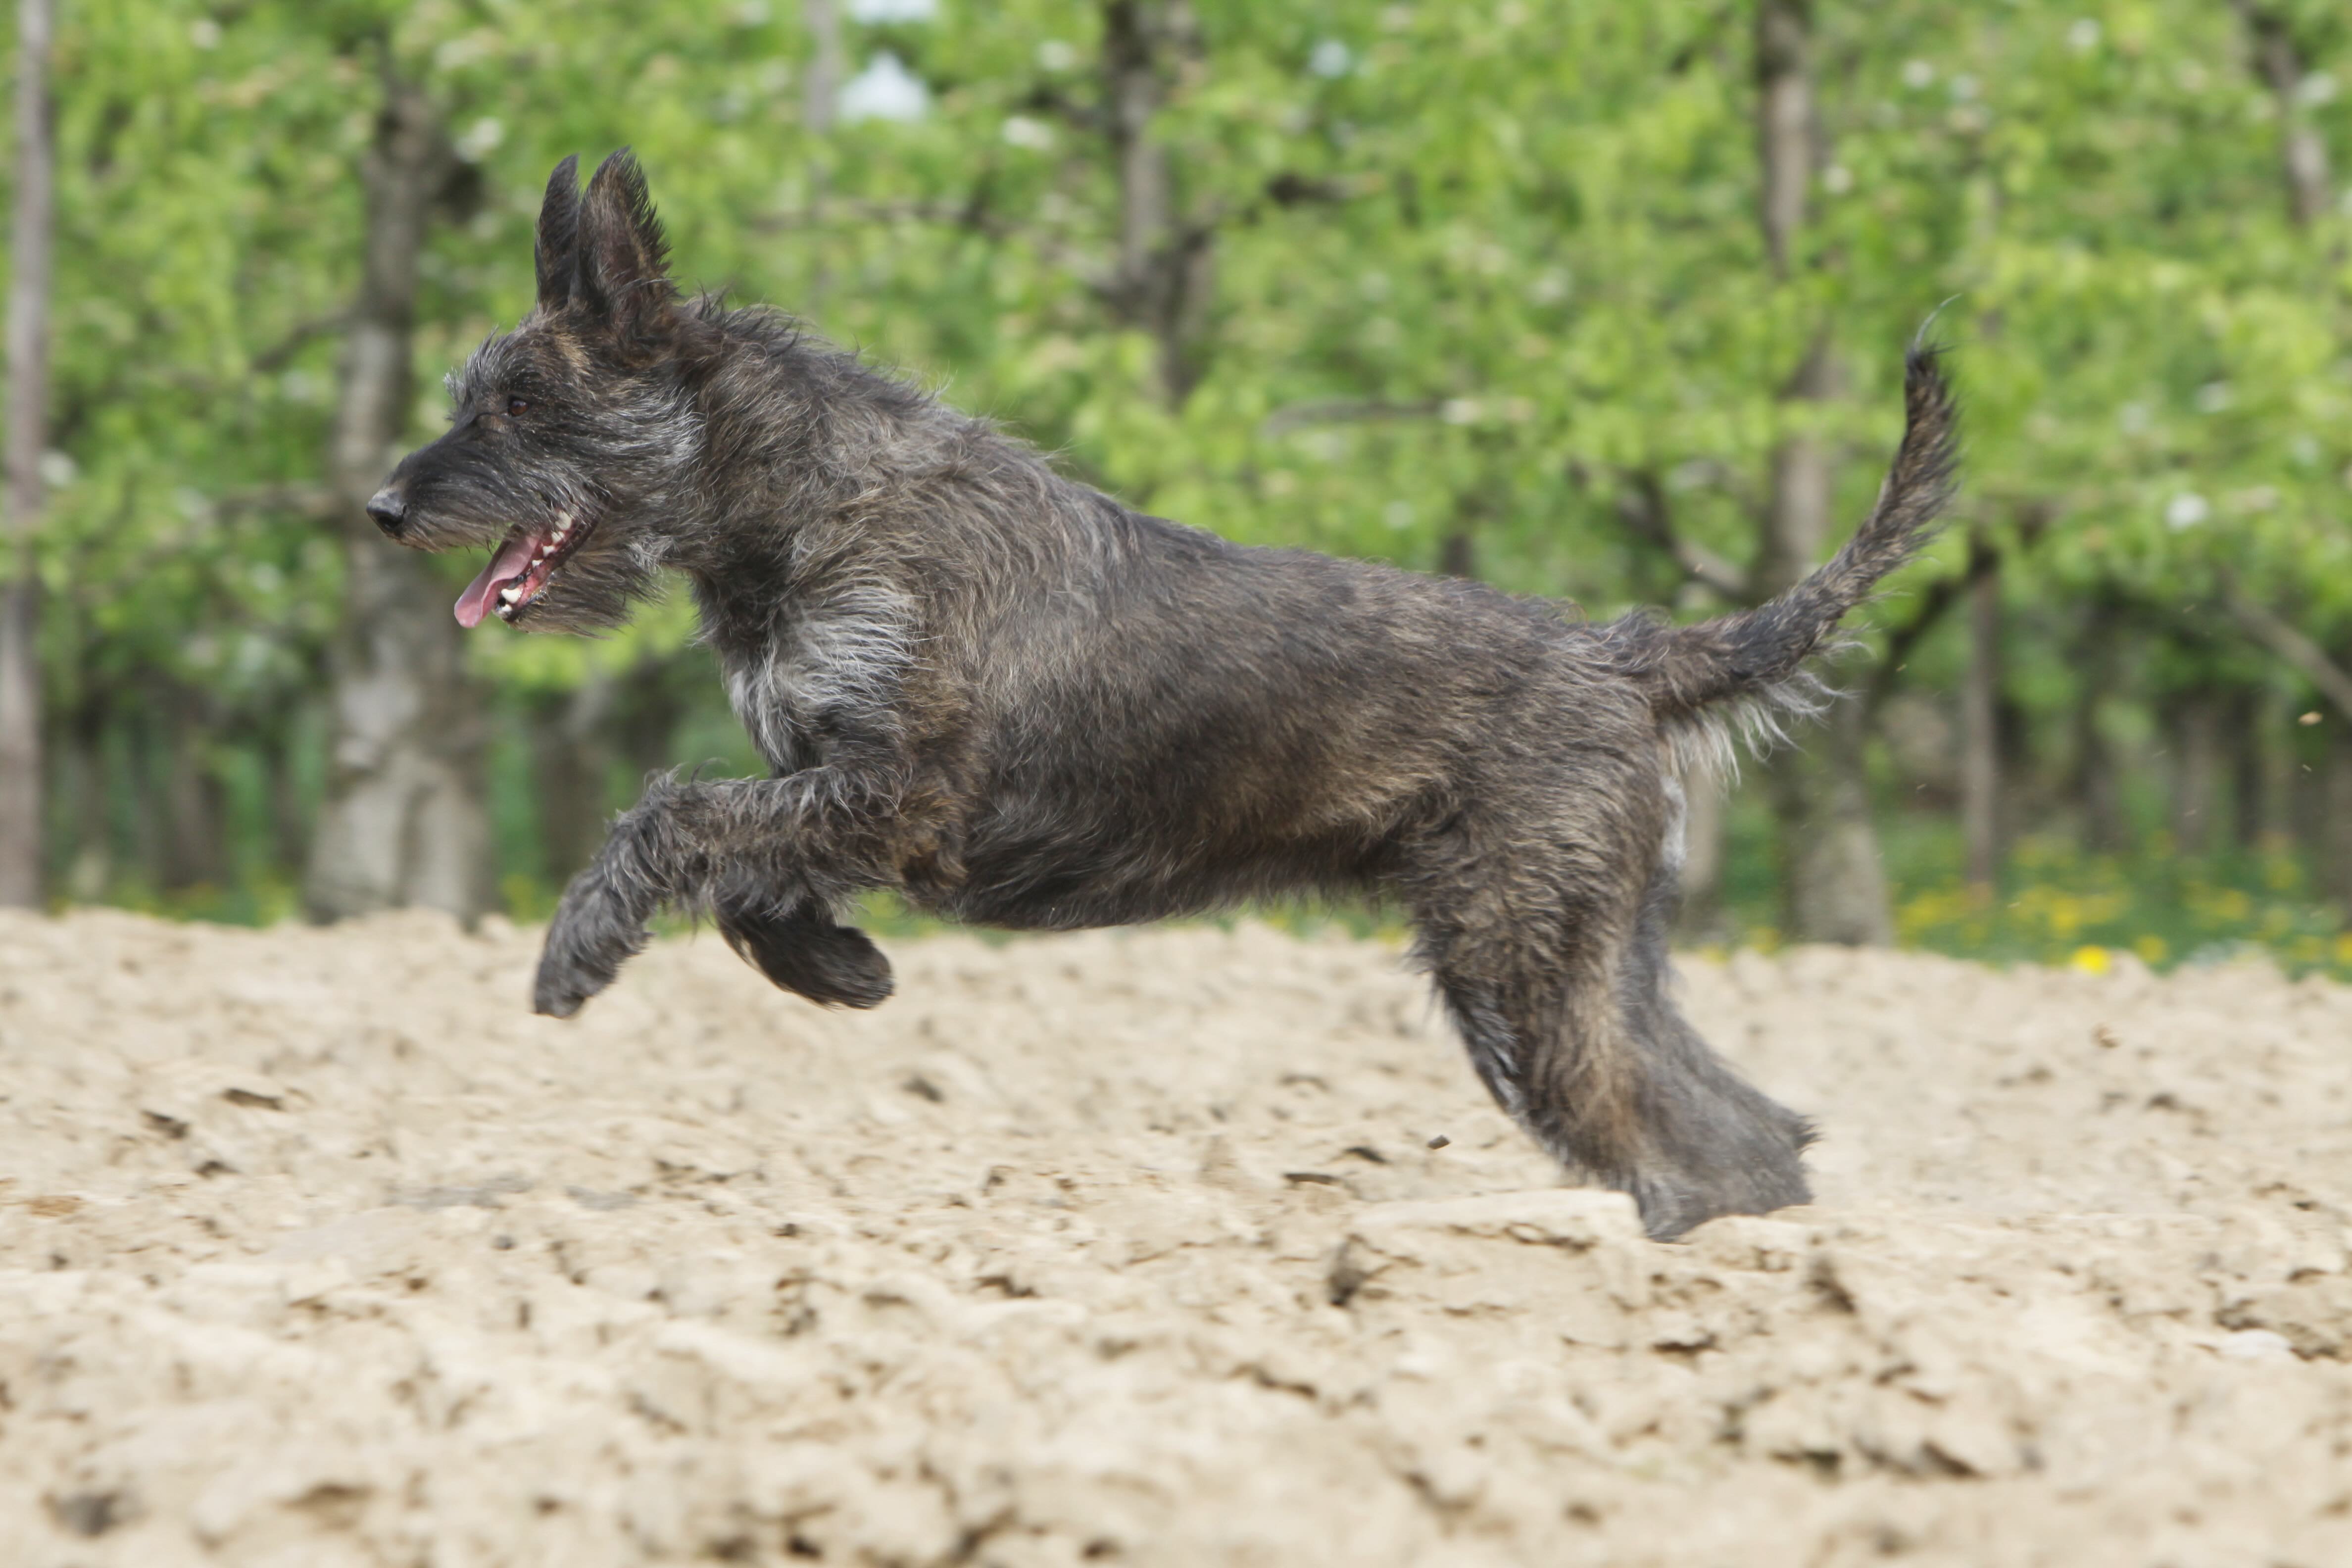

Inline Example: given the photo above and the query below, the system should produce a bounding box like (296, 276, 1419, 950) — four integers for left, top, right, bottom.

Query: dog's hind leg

(1608, 813, 1814, 1237)
(1406, 781, 1811, 1241)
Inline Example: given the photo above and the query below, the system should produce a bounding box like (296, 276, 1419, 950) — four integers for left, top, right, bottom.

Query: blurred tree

(305, 48, 491, 923)
(7, 0, 2352, 974)
(1753, 0, 1895, 945)
(1098, 0, 1212, 408)
(2235, 0, 2336, 225)
(2221, 0, 2352, 901)
(1, 0, 52, 907)
(1960, 524, 2000, 892)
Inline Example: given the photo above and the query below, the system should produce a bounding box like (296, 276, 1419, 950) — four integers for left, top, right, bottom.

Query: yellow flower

(2070, 945, 2111, 975)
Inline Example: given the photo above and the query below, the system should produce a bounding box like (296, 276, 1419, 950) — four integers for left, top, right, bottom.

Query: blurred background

(2, 0, 2352, 975)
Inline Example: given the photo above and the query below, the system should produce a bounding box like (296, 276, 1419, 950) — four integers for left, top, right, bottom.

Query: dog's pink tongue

(455, 533, 540, 628)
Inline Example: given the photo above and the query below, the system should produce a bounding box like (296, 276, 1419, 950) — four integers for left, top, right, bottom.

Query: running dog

(364, 151, 1956, 1239)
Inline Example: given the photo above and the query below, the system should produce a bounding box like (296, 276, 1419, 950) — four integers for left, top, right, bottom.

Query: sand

(1, 909, 2349, 1567)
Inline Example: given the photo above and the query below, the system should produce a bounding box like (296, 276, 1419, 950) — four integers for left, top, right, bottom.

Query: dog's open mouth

(454, 511, 589, 628)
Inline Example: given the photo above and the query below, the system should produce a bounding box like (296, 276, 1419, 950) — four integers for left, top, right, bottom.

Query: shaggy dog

(366, 152, 1955, 1239)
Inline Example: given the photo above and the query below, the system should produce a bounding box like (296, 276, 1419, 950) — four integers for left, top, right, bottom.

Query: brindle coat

(367, 152, 1956, 1239)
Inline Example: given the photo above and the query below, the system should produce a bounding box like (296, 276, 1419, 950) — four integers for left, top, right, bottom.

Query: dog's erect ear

(535, 155, 582, 308)
(574, 148, 677, 342)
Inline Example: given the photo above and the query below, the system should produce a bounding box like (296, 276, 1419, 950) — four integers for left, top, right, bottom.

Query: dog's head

(367, 150, 703, 634)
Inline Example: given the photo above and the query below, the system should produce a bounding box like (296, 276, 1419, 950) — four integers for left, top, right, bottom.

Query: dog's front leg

(533, 770, 892, 1017)
(533, 779, 698, 1018)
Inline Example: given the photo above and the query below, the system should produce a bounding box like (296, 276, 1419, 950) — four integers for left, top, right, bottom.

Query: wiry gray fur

(365, 151, 1960, 1240)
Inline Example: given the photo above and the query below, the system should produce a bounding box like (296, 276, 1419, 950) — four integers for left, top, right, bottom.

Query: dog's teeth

(499, 586, 520, 604)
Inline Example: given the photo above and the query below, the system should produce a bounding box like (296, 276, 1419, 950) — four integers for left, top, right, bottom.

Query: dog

(365, 151, 1955, 1239)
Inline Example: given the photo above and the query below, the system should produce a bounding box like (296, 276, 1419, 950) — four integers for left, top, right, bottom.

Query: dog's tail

(1621, 343, 1957, 762)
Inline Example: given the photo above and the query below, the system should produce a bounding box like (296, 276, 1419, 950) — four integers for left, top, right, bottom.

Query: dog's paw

(532, 942, 620, 1017)
(1627, 1105, 1814, 1241)
(533, 883, 648, 1018)
(718, 901, 895, 1008)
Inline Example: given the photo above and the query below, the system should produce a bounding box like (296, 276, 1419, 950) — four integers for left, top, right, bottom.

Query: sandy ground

(1, 912, 2350, 1567)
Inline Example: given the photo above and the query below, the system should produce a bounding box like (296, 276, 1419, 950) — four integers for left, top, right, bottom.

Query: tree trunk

(1772, 703, 1893, 945)
(1102, 0, 1212, 410)
(1754, 0, 1813, 281)
(1437, 528, 1475, 579)
(2324, 725, 2352, 906)
(1960, 527, 2001, 891)
(803, 0, 841, 137)
(2239, 7, 2339, 874)
(801, 0, 842, 317)
(534, 673, 619, 886)
(1753, 0, 1889, 944)
(270, 701, 317, 878)
(2072, 614, 2126, 854)
(2238, 3, 2333, 226)
(128, 705, 163, 889)
(304, 67, 493, 924)
(60, 693, 106, 903)
(1755, 340, 1839, 592)
(2231, 694, 2270, 850)
(2169, 689, 2224, 857)
(160, 690, 226, 892)
(0, 0, 54, 908)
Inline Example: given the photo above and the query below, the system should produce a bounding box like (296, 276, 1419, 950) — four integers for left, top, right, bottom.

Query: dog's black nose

(365, 488, 407, 536)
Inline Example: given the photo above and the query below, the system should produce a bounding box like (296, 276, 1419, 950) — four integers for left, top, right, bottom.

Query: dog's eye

(506, 396, 530, 417)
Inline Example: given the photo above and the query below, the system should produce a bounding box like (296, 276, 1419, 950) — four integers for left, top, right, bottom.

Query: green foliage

(8, 0, 2352, 966)
(1713, 798, 2352, 980)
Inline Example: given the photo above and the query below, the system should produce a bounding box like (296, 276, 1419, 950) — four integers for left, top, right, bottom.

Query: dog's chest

(718, 598, 912, 773)
(722, 650, 814, 772)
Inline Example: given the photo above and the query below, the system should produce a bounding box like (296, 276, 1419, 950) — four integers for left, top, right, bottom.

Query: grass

(1711, 796, 2352, 980)
(1887, 833, 2352, 980)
